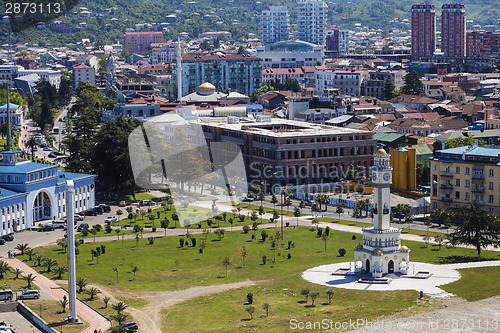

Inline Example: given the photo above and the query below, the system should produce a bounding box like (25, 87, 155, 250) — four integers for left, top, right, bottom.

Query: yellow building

(389, 147, 417, 190)
(430, 145, 500, 215)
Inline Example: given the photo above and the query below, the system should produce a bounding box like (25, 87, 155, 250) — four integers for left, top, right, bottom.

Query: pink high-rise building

(411, 4, 436, 61)
(124, 32, 165, 55)
(441, 3, 466, 57)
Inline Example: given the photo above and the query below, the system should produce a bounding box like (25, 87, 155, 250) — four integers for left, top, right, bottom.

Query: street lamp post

(39, 302, 42, 318)
(280, 189, 283, 240)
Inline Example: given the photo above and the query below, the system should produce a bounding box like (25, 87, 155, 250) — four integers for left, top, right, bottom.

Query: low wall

(17, 302, 58, 333)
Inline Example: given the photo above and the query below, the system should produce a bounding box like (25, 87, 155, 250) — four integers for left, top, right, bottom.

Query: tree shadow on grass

(240, 318, 251, 322)
(438, 255, 495, 264)
(304, 304, 315, 308)
(297, 300, 306, 304)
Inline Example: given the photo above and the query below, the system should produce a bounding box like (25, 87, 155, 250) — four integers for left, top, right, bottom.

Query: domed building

(353, 148, 410, 278)
(181, 82, 249, 106)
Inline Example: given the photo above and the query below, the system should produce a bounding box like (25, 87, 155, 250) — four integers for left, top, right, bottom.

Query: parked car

(74, 215, 85, 221)
(38, 224, 54, 232)
(104, 216, 117, 223)
(139, 200, 150, 206)
(76, 223, 89, 232)
(118, 201, 126, 207)
(241, 197, 254, 202)
(0, 238, 5, 245)
(1, 234, 13, 242)
(43, 147, 52, 151)
(51, 221, 66, 229)
(304, 200, 315, 206)
(54, 151, 64, 156)
(92, 206, 103, 214)
(17, 290, 40, 300)
(118, 321, 138, 332)
(210, 189, 221, 195)
(0, 289, 13, 301)
(48, 152, 57, 158)
(83, 210, 97, 216)
(99, 204, 111, 213)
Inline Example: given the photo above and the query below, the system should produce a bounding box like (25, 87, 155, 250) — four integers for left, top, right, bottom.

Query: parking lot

(0, 310, 44, 333)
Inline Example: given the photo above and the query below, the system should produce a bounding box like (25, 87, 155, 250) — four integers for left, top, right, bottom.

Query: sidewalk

(0, 257, 111, 333)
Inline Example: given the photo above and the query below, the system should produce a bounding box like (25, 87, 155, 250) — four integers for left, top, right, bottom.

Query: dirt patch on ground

(348, 295, 500, 332)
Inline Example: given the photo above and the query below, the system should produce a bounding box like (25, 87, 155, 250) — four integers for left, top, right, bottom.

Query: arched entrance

(388, 260, 394, 273)
(365, 259, 370, 274)
(33, 191, 52, 222)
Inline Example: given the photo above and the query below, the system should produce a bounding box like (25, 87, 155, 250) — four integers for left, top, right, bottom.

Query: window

(465, 179, 470, 188)
(432, 163, 436, 171)
(489, 195, 494, 203)
(489, 182, 494, 190)
(465, 192, 470, 200)
(465, 167, 470, 175)
(455, 166, 460, 174)
(455, 179, 460, 186)
(455, 191, 460, 199)
(489, 169, 494, 177)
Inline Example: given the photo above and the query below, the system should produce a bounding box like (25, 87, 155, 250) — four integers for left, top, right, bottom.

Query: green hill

(0, 0, 497, 47)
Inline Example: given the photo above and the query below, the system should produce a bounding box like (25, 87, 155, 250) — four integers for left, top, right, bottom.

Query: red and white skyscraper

(441, 3, 466, 57)
(411, 4, 436, 61)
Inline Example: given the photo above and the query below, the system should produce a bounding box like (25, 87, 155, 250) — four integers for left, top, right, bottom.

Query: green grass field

(441, 266, 500, 302)
(24, 300, 87, 333)
(162, 275, 426, 333)
(22, 227, 500, 293)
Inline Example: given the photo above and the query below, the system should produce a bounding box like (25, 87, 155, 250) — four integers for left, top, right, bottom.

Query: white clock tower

(353, 148, 410, 278)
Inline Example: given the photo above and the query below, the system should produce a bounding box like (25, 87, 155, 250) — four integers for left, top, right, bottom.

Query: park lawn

(232, 202, 305, 217)
(76, 228, 152, 239)
(441, 266, 500, 301)
(28, 227, 500, 293)
(118, 192, 157, 202)
(23, 300, 88, 333)
(0, 269, 40, 292)
(161, 274, 427, 333)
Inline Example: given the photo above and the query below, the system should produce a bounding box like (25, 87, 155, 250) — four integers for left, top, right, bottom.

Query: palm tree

(25, 136, 38, 160)
(111, 313, 128, 325)
(15, 243, 30, 256)
(12, 268, 23, 279)
(0, 262, 11, 278)
(54, 266, 67, 279)
(43, 258, 58, 272)
(87, 287, 100, 300)
(60, 298, 68, 313)
(76, 277, 87, 293)
(22, 273, 36, 288)
(326, 289, 335, 304)
(112, 301, 127, 314)
(294, 207, 301, 226)
(25, 248, 35, 261)
(103, 296, 110, 308)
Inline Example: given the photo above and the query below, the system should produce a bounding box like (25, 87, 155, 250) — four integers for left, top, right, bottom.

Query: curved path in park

(4, 201, 499, 333)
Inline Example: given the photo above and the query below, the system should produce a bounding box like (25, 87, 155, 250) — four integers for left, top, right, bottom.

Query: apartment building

(73, 63, 95, 87)
(297, 0, 327, 46)
(124, 32, 165, 55)
(150, 42, 176, 64)
(365, 70, 404, 100)
(411, 4, 436, 61)
(261, 6, 289, 45)
(466, 31, 500, 58)
(174, 53, 262, 97)
(430, 145, 500, 215)
(256, 40, 324, 69)
(325, 28, 349, 55)
(261, 67, 304, 85)
(315, 68, 369, 96)
(441, 3, 466, 57)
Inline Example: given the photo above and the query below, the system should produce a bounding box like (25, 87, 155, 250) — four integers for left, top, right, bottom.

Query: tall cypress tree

(402, 68, 423, 95)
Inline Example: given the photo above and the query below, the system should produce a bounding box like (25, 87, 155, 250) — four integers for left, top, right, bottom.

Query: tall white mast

(176, 38, 182, 102)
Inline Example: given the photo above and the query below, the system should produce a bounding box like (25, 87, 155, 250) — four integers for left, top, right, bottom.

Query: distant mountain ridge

(0, 0, 497, 47)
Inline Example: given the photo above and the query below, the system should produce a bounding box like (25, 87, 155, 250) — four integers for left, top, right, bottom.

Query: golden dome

(373, 248, 383, 255)
(399, 245, 409, 252)
(354, 243, 363, 250)
(198, 82, 216, 92)
(376, 148, 388, 155)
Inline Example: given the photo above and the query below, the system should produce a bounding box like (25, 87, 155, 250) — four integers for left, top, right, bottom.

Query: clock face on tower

(383, 173, 391, 181)
(372, 172, 377, 181)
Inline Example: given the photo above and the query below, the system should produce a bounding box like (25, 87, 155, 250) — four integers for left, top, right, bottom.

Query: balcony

(440, 184, 453, 189)
(472, 174, 484, 180)
(471, 187, 485, 193)
(441, 197, 453, 202)
(440, 171, 453, 177)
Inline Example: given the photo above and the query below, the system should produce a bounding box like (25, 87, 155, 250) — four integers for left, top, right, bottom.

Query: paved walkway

(302, 260, 500, 297)
(1, 257, 110, 333)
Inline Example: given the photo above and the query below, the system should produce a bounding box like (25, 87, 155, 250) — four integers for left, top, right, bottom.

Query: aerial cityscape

(0, 0, 499, 332)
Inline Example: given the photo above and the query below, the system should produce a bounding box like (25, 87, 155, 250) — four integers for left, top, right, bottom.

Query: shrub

(148, 237, 155, 245)
(285, 222, 289, 227)
(316, 228, 323, 237)
(82, 229, 89, 237)
(179, 238, 184, 247)
(262, 255, 267, 265)
(352, 235, 356, 240)
(338, 248, 346, 257)
(185, 240, 189, 246)
(242, 225, 250, 233)
(191, 238, 196, 247)
(287, 253, 292, 259)
(246, 293, 253, 304)
(325, 226, 330, 236)
(287, 240, 292, 250)
(172, 212, 179, 221)
(100, 245, 106, 254)
(104, 224, 112, 234)
(133, 225, 141, 233)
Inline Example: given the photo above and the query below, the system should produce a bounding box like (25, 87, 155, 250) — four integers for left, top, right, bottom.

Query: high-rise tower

(297, 0, 327, 46)
(411, 4, 436, 61)
(353, 148, 410, 278)
(441, 3, 466, 57)
(261, 6, 289, 45)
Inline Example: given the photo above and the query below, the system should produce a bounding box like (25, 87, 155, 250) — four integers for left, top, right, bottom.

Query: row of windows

(436, 164, 497, 177)
(1, 203, 25, 214)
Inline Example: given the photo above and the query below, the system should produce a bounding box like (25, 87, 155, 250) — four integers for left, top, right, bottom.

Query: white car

(104, 216, 117, 223)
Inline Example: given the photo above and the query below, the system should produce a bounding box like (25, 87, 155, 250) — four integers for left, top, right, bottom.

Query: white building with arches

(0, 150, 95, 235)
(353, 148, 410, 278)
